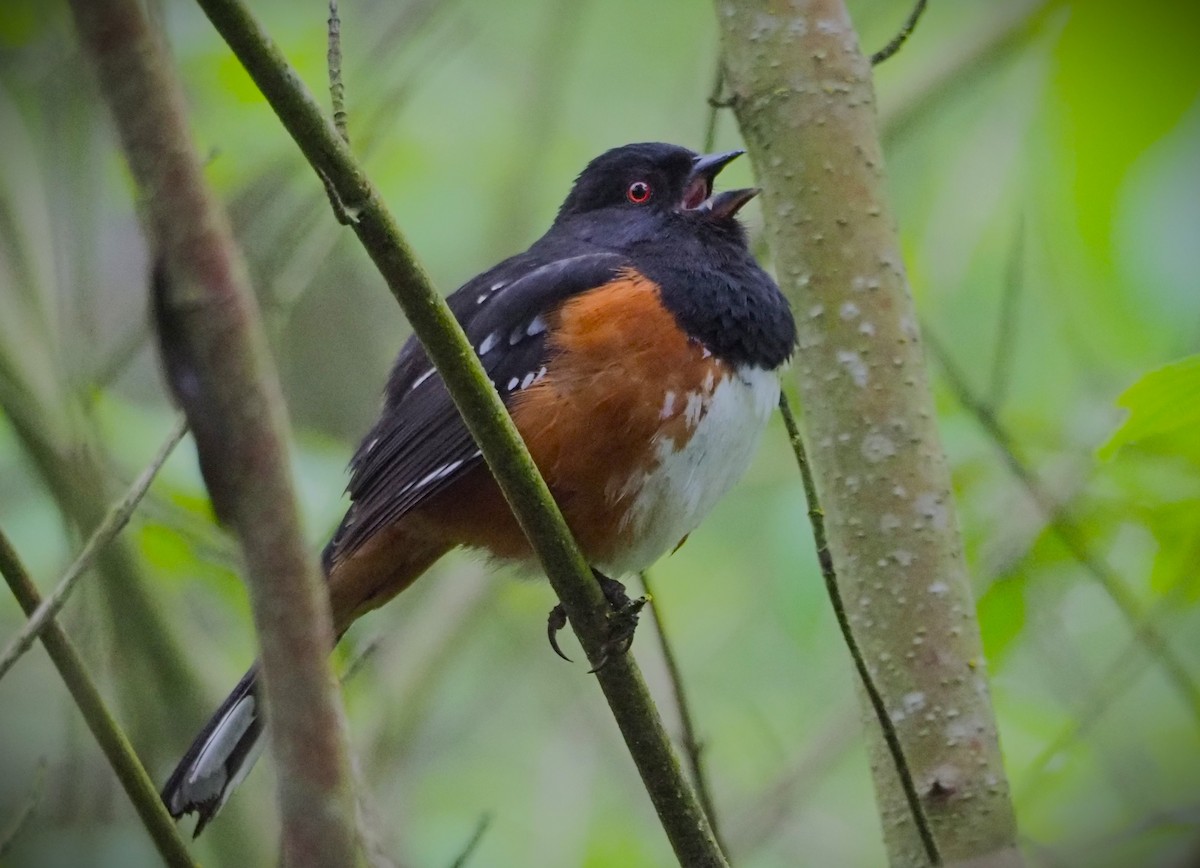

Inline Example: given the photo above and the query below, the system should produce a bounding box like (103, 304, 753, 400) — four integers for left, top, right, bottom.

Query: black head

(555, 142, 757, 225)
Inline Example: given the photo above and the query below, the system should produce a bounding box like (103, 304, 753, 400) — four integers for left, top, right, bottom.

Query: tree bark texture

(716, 1, 1021, 864)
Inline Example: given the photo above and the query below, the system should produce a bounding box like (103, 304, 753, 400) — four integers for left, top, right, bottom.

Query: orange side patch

(420, 272, 727, 567)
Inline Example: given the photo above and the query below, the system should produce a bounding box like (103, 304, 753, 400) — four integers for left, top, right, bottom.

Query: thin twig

(0, 528, 198, 868)
(702, 64, 725, 152)
(191, 1, 726, 863)
(777, 392, 942, 865)
(923, 328, 1200, 726)
(639, 569, 728, 857)
(94, 322, 150, 389)
(447, 813, 492, 868)
(880, 0, 1051, 139)
(729, 703, 860, 855)
(327, 0, 348, 144)
(1016, 582, 1194, 804)
(870, 0, 928, 66)
(0, 758, 46, 859)
(0, 415, 188, 683)
(340, 634, 383, 685)
(987, 216, 1025, 410)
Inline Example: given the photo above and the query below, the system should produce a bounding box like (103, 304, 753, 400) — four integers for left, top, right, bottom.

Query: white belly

(600, 365, 779, 576)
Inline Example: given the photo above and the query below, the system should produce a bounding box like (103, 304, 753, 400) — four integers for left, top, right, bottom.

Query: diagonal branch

(0, 529, 197, 868)
(67, 0, 360, 864)
(0, 415, 188, 683)
(188, 0, 726, 863)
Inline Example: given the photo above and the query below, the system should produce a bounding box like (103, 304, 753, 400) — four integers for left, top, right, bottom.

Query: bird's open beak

(680, 149, 757, 218)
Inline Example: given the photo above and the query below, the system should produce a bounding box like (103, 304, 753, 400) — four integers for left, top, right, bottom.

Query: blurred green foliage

(1, 0, 1198, 866)
(1101, 355, 1200, 462)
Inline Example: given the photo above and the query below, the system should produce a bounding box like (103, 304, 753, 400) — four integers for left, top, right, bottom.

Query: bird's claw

(587, 590, 647, 674)
(544, 574, 648, 672)
(547, 604, 571, 662)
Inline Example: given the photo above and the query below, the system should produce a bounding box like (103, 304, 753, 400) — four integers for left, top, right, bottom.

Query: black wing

(326, 251, 628, 564)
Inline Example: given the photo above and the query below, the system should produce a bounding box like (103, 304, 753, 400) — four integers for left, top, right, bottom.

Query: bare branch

(702, 64, 726, 152)
(880, 0, 1051, 139)
(0, 415, 188, 683)
(0, 529, 197, 868)
(870, 0, 928, 66)
(447, 813, 492, 868)
(777, 394, 940, 863)
(66, 0, 360, 863)
(987, 217, 1025, 410)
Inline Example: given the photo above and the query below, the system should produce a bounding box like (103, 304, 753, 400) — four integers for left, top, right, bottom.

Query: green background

(1, 0, 1198, 865)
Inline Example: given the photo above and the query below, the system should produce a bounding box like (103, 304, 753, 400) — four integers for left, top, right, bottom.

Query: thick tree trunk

(716, 1, 1021, 865)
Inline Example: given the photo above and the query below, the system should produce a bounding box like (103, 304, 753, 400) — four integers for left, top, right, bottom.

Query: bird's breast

(601, 364, 779, 575)
(501, 272, 781, 574)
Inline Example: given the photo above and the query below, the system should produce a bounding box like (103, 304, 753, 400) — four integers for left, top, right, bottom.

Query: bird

(161, 141, 797, 834)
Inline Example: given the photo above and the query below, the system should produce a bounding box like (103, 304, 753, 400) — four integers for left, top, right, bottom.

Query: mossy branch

(189, 0, 725, 863)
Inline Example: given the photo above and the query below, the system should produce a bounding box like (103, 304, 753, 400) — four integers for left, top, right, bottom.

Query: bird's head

(555, 142, 758, 226)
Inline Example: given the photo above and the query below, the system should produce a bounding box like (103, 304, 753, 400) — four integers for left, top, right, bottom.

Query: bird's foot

(545, 572, 649, 672)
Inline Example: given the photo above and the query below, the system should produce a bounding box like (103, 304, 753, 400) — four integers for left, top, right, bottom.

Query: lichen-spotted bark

(715, 1, 1021, 864)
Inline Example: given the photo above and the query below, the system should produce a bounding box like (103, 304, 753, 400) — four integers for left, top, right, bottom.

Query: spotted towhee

(162, 142, 797, 832)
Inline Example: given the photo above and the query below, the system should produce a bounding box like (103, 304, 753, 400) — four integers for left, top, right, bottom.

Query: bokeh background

(1, 0, 1198, 865)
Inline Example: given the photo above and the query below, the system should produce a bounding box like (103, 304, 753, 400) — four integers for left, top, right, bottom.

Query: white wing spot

(534, 366, 548, 383)
(479, 332, 499, 355)
(526, 315, 547, 337)
(521, 371, 536, 390)
(476, 294, 488, 305)
(506, 376, 520, 391)
(490, 280, 506, 292)
(660, 391, 677, 419)
(410, 369, 435, 391)
(408, 459, 465, 494)
(364, 436, 380, 453)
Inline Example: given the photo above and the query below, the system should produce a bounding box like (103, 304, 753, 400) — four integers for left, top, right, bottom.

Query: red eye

(626, 181, 651, 204)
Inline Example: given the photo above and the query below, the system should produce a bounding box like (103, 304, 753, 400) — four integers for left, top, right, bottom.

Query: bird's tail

(161, 665, 264, 836)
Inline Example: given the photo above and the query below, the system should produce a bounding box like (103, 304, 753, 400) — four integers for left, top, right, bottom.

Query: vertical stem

(67, 1, 359, 864)
(777, 395, 938, 863)
(716, 1, 1021, 864)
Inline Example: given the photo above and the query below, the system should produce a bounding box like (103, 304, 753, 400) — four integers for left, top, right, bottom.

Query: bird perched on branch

(162, 141, 796, 833)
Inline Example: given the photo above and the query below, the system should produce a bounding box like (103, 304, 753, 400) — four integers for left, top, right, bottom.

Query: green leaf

(1100, 354, 1200, 460)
